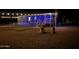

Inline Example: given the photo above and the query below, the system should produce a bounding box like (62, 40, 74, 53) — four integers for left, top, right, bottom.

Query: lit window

(2, 13, 5, 15)
(7, 13, 10, 15)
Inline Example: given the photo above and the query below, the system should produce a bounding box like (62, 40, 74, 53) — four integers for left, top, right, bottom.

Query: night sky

(0, 9, 55, 13)
(58, 9, 79, 20)
(0, 9, 79, 25)
(0, 9, 79, 20)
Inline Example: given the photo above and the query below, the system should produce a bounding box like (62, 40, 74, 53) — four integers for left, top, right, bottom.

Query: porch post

(51, 10, 58, 34)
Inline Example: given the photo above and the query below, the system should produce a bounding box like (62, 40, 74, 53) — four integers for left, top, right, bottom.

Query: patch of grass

(13, 27, 26, 31)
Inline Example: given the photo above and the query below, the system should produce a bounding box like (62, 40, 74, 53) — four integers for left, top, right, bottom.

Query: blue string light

(18, 13, 53, 27)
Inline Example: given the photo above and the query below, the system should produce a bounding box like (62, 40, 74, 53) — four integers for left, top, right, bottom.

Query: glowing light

(2, 13, 5, 15)
(34, 14, 36, 16)
(39, 14, 42, 15)
(20, 13, 23, 16)
(24, 14, 27, 15)
(16, 13, 19, 16)
(37, 14, 40, 15)
(44, 13, 52, 15)
(12, 13, 14, 15)
(55, 12, 58, 16)
(34, 16, 37, 20)
(28, 14, 30, 16)
(7, 13, 10, 15)
(28, 17, 31, 21)
(31, 14, 33, 16)
(17, 13, 55, 27)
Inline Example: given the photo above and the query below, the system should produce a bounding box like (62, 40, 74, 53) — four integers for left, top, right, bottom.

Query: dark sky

(0, 9, 55, 13)
(0, 9, 79, 20)
(58, 9, 79, 20)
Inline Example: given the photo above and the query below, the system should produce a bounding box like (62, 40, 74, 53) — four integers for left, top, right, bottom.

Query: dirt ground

(0, 25, 79, 49)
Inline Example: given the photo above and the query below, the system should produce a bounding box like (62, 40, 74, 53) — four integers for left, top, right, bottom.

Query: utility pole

(0, 12, 1, 19)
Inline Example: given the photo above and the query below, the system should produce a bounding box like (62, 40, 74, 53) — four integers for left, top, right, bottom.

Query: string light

(16, 13, 19, 16)
(20, 13, 23, 16)
(24, 14, 27, 15)
(12, 13, 14, 15)
(28, 14, 30, 16)
(7, 13, 10, 15)
(28, 17, 31, 21)
(1, 13, 5, 15)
